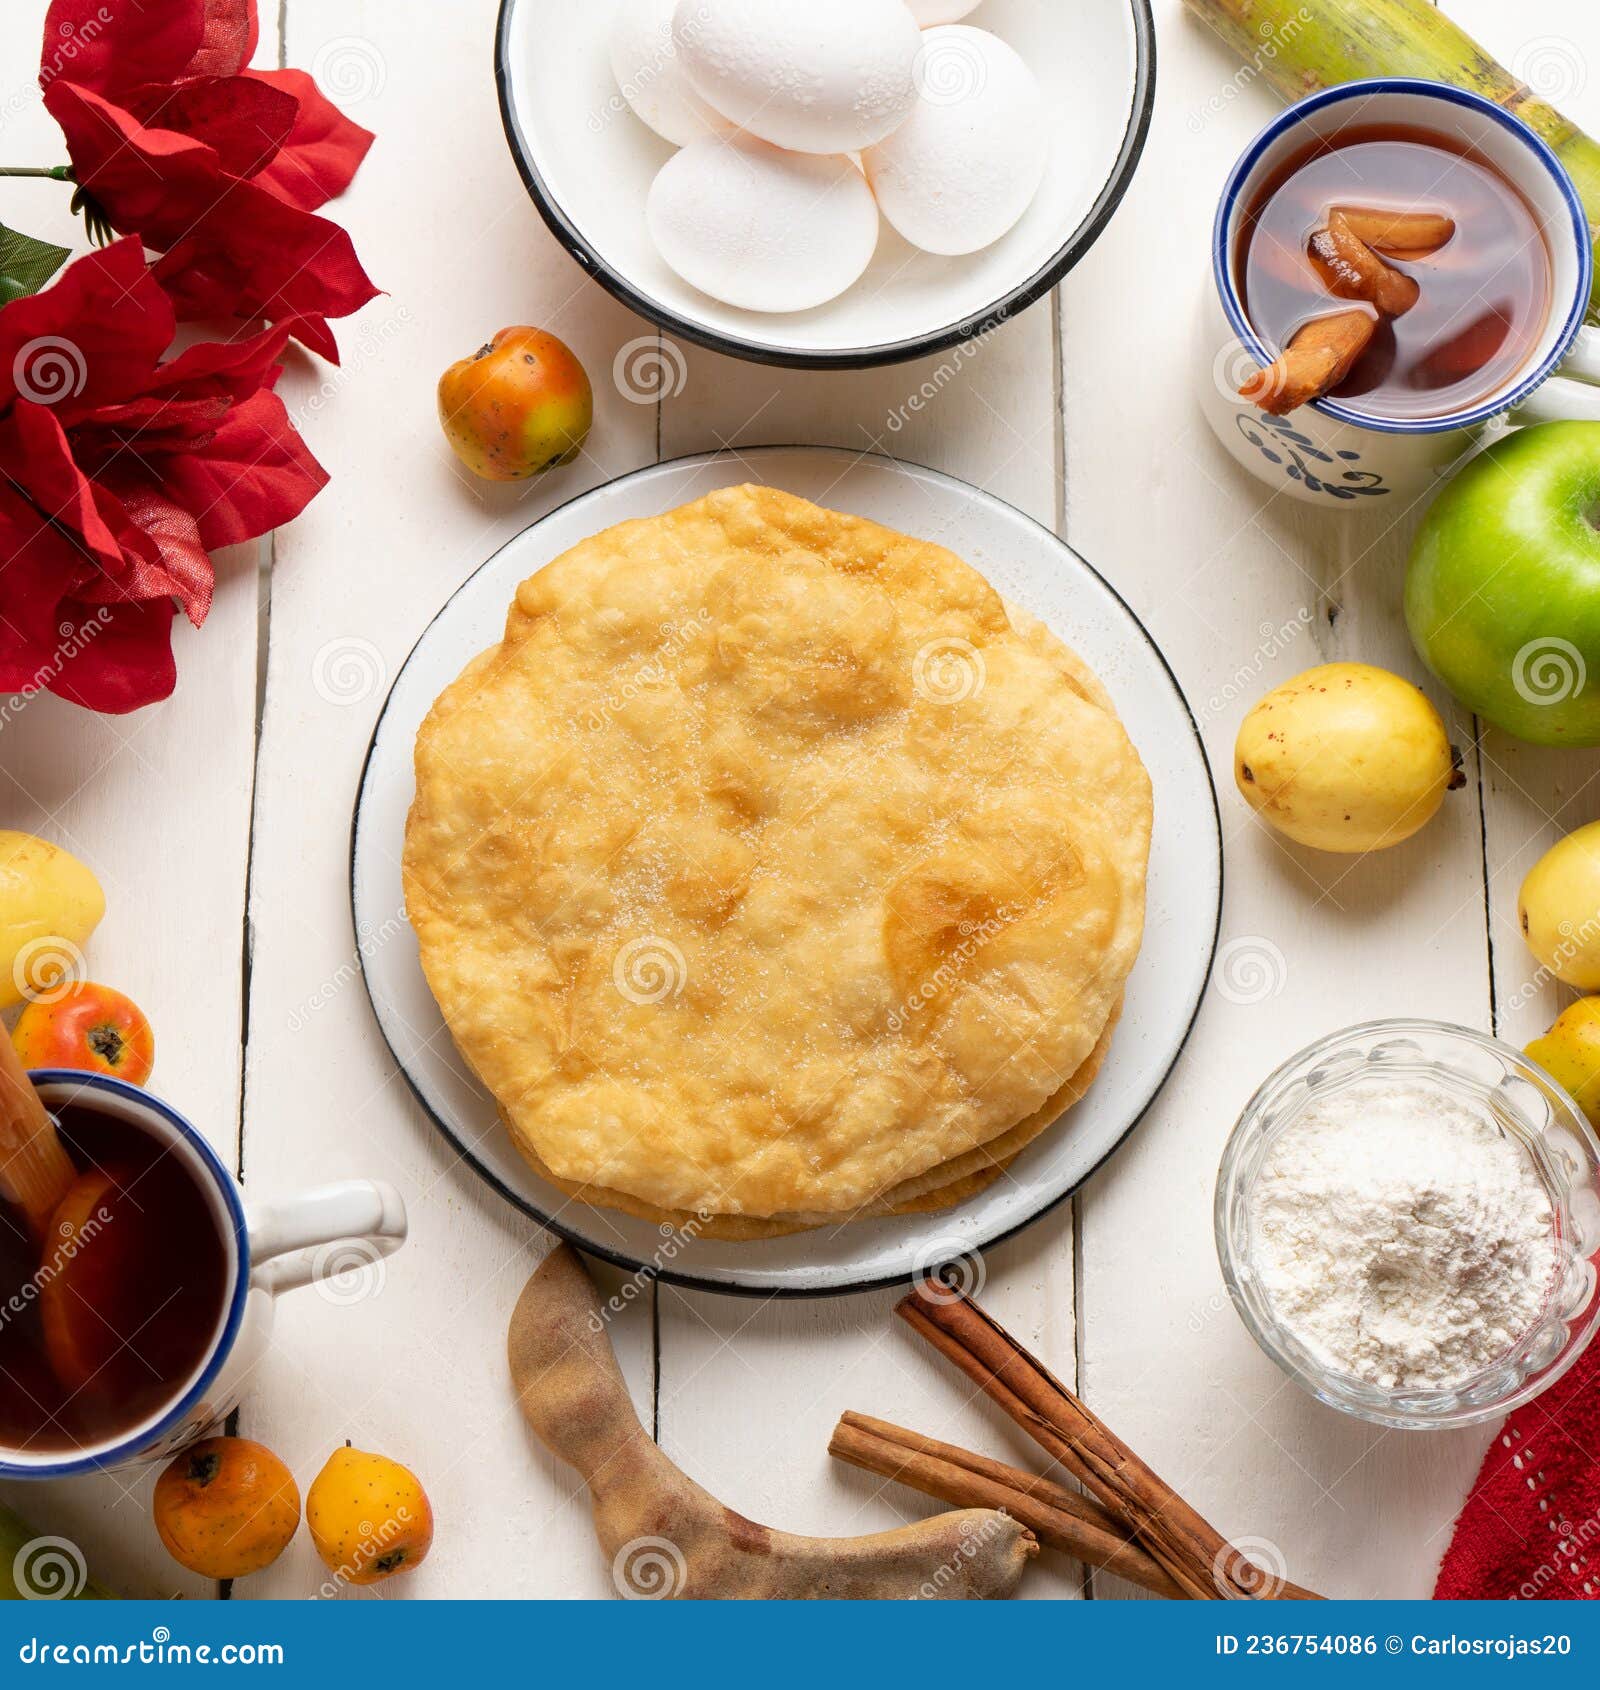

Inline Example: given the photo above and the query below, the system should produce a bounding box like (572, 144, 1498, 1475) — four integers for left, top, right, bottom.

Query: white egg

(647, 133, 879, 312)
(904, 0, 982, 20)
(609, 0, 728, 145)
(673, 0, 922, 154)
(862, 26, 1047, 256)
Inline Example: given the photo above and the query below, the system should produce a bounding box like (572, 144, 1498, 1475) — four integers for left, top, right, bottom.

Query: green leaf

(0, 222, 71, 304)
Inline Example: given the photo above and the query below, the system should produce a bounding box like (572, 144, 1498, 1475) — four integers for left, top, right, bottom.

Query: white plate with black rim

(494, 0, 1156, 368)
(352, 447, 1220, 1296)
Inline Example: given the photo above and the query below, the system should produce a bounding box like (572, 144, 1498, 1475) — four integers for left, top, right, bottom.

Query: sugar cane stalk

(1182, 0, 1600, 315)
(0, 1500, 111, 1599)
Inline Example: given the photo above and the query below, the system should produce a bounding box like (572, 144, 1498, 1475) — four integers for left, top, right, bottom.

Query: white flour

(1249, 1079, 1556, 1390)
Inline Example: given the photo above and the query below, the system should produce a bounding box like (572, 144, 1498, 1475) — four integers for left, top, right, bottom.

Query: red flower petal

(245, 68, 375, 211)
(44, 82, 229, 250)
(84, 467, 213, 624)
(41, 0, 256, 97)
(144, 318, 291, 397)
(42, 0, 201, 100)
(0, 482, 84, 668)
(279, 312, 339, 364)
(154, 388, 328, 550)
(151, 188, 378, 350)
(0, 414, 210, 626)
(47, 596, 177, 714)
(183, 0, 258, 81)
(0, 238, 173, 419)
(0, 403, 151, 580)
(49, 83, 379, 350)
(142, 73, 299, 181)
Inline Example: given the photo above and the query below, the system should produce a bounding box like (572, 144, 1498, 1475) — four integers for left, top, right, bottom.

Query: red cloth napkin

(1435, 1337, 1600, 1599)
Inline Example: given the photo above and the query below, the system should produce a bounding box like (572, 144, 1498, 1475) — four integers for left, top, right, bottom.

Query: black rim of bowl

(350, 447, 1221, 1299)
(492, 0, 1158, 371)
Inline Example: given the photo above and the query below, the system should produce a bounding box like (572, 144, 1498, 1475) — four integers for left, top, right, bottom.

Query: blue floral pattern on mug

(1235, 411, 1389, 499)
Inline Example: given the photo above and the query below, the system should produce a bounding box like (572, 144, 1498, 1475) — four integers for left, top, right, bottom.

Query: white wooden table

(1, 0, 1597, 1602)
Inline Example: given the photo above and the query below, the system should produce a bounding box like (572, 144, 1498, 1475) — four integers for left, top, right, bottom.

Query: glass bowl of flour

(1216, 1019, 1600, 1429)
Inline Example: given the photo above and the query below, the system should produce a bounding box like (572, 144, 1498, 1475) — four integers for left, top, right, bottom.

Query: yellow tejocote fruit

(1527, 997, 1600, 1127)
(1234, 662, 1459, 854)
(1519, 822, 1600, 991)
(0, 832, 105, 1009)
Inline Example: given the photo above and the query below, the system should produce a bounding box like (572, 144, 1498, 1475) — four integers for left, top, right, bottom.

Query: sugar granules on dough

(1249, 1079, 1556, 1390)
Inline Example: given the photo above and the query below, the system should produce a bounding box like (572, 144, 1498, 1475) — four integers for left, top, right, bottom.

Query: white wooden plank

(0, 0, 263, 1598)
(1456, 0, 1600, 1052)
(1063, 0, 1529, 1600)
(650, 324, 1087, 1599)
(234, 0, 661, 1598)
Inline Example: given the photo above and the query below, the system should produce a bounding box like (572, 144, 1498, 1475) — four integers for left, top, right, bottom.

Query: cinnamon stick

(897, 1283, 1322, 1600)
(830, 1411, 1183, 1598)
(0, 1031, 75, 1239)
(1239, 308, 1375, 416)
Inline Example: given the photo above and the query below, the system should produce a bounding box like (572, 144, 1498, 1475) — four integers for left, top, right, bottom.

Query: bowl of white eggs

(495, 0, 1155, 367)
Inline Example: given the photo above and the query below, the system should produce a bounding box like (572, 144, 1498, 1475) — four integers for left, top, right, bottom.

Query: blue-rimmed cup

(0, 1071, 407, 1478)
(1198, 79, 1600, 506)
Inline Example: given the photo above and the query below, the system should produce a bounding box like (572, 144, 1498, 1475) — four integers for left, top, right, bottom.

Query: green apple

(1406, 421, 1600, 746)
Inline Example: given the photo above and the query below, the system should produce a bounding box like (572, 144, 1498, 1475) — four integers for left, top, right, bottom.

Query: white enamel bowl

(494, 0, 1155, 367)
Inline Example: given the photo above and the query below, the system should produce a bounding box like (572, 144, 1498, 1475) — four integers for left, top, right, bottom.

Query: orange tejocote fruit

(306, 1446, 434, 1586)
(152, 1438, 301, 1580)
(436, 327, 592, 482)
(13, 981, 154, 1085)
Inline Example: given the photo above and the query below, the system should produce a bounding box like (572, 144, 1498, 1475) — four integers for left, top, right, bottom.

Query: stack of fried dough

(402, 485, 1151, 1239)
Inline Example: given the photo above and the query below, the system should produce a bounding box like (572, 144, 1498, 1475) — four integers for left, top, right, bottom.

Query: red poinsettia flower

(40, 0, 377, 360)
(0, 238, 326, 712)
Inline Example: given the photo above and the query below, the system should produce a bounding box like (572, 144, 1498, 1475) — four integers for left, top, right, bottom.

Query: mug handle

(1511, 325, 1600, 424)
(245, 1179, 407, 1296)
